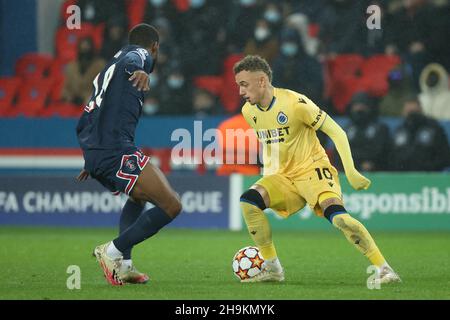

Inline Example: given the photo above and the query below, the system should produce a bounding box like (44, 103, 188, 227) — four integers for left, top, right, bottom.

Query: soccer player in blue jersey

(76, 24, 182, 285)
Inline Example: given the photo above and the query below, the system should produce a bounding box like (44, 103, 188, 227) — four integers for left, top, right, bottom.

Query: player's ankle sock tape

(324, 205, 347, 223)
(113, 206, 173, 253)
(119, 199, 145, 259)
(240, 189, 266, 210)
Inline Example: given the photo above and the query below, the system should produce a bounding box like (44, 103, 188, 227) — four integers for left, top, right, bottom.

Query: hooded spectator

(419, 63, 450, 120)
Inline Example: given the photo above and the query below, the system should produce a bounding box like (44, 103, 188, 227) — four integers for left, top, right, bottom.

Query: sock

(112, 206, 173, 254)
(119, 199, 144, 259)
(106, 241, 123, 259)
(120, 259, 133, 273)
(331, 213, 386, 267)
(240, 201, 278, 261)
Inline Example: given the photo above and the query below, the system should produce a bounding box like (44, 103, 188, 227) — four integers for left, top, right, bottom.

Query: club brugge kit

(76, 45, 155, 195)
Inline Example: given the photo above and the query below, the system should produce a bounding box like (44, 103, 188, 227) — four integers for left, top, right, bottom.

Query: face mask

(426, 72, 439, 88)
(254, 28, 270, 41)
(350, 109, 372, 125)
(240, 0, 256, 7)
(167, 76, 184, 89)
(143, 103, 158, 115)
(190, 0, 205, 8)
(264, 10, 281, 23)
(281, 43, 298, 57)
(405, 112, 425, 128)
(150, 74, 159, 86)
(84, 3, 95, 20)
(150, 0, 166, 7)
(78, 50, 94, 62)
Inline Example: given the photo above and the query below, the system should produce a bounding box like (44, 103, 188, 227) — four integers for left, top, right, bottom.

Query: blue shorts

(83, 147, 150, 195)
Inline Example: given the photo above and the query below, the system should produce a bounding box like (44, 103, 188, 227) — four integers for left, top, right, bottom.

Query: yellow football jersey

(242, 87, 328, 179)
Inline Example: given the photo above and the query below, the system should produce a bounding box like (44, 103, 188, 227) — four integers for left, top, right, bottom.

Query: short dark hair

(128, 24, 159, 48)
(233, 55, 273, 82)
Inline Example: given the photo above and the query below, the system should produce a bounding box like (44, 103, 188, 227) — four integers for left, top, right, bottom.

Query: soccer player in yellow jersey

(234, 55, 400, 284)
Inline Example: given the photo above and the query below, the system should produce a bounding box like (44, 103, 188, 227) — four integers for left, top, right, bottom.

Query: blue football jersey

(76, 45, 154, 150)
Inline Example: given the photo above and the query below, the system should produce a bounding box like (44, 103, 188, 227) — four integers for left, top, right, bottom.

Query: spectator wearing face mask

(335, 92, 392, 172)
(100, 16, 127, 60)
(318, 0, 366, 56)
(144, 0, 181, 39)
(418, 63, 450, 121)
(179, 0, 229, 76)
(390, 95, 450, 171)
(76, 0, 127, 26)
(243, 19, 279, 65)
(284, 12, 319, 57)
(142, 95, 160, 116)
(226, 0, 264, 53)
(192, 88, 224, 118)
(262, 2, 283, 35)
(272, 28, 324, 106)
(158, 64, 192, 115)
(62, 37, 106, 105)
(379, 64, 415, 117)
(384, 0, 434, 88)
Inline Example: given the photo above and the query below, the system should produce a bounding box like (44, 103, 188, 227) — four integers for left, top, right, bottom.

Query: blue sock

(113, 206, 173, 254)
(119, 199, 144, 260)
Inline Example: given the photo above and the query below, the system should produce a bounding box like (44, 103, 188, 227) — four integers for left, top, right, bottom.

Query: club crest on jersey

(277, 112, 288, 125)
(125, 159, 136, 171)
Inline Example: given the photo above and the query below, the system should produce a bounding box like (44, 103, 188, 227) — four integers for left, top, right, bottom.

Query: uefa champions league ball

(232, 246, 265, 281)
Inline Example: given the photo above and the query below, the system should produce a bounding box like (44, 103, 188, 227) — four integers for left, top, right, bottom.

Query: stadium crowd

(0, 0, 449, 171)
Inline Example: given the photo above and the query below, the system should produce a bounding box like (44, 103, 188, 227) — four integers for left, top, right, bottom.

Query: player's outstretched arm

(319, 116, 371, 190)
(129, 70, 150, 92)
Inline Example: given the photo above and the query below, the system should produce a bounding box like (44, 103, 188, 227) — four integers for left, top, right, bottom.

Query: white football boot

(370, 264, 402, 286)
(241, 261, 285, 283)
(93, 242, 124, 286)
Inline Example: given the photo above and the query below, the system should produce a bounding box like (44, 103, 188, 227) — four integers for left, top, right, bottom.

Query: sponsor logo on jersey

(256, 127, 290, 144)
(310, 109, 324, 128)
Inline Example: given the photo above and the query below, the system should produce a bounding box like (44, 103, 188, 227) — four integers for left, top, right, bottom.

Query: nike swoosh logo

(139, 99, 143, 106)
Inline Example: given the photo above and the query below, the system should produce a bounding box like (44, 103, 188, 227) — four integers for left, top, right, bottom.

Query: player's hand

(346, 169, 371, 190)
(76, 169, 90, 182)
(129, 70, 150, 92)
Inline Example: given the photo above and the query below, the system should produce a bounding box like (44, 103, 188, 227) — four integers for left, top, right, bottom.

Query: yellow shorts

(254, 158, 342, 218)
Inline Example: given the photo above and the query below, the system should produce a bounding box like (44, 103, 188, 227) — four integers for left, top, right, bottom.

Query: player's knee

(129, 196, 146, 207)
(240, 189, 267, 210)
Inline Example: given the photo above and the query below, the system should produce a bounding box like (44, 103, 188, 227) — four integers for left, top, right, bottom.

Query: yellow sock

(240, 201, 277, 260)
(332, 213, 386, 267)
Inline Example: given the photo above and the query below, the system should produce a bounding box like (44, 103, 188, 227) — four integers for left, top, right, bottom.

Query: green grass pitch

(0, 227, 449, 300)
